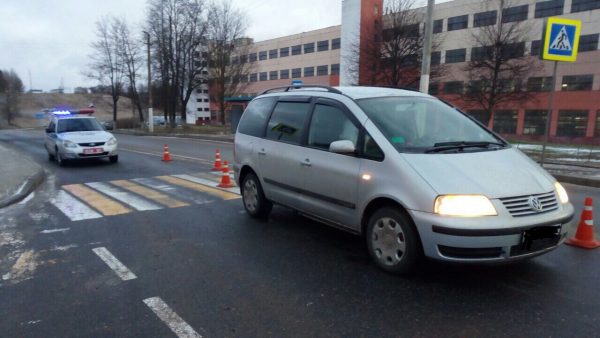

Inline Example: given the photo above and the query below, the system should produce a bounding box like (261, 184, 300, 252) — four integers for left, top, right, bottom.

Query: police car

(44, 111, 118, 166)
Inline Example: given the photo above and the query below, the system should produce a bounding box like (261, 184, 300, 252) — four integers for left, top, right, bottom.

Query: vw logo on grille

(89, 143, 96, 146)
(528, 196, 543, 212)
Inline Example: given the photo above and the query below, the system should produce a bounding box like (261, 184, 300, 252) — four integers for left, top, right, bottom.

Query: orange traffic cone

(162, 144, 172, 162)
(566, 197, 600, 249)
(218, 160, 234, 188)
(212, 149, 222, 171)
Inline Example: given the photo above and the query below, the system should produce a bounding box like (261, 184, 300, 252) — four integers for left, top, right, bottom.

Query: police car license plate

(83, 147, 103, 154)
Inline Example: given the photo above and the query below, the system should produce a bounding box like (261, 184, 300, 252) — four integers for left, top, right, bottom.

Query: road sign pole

(540, 61, 558, 166)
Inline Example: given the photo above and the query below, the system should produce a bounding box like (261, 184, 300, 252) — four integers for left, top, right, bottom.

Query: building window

(502, 5, 528, 22)
(557, 110, 588, 137)
(579, 34, 599, 52)
(527, 77, 553, 92)
(269, 70, 278, 80)
(304, 66, 314, 77)
(291, 45, 301, 55)
(269, 49, 278, 59)
(572, 0, 600, 12)
(501, 42, 525, 59)
(196, 99, 202, 103)
(317, 65, 328, 76)
(493, 110, 518, 134)
(429, 83, 439, 95)
(330, 63, 340, 75)
(280, 69, 290, 79)
(447, 15, 468, 31)
(259, 51, 267, 61)
(203, 99, 209, 102)
(471, 46, 492, 62)
(249, 53, 257, 62)
(445, 48, 466, 63)
(444, 81, 464, 94)
(259, 72, 267, 81)
(433, 19, 443, 34)
(431, 51, 441, 65)
(331, 38, 341, 49)
(523, 110, 548, 135)
(474, 10, 497, 27)
(249, 73, 257, 82)
(595, 111, 600, 136)
(280, 47, 290, 57)
(467, 110, 489, 125)
(562, 75, 593, 91)
(292, 68, 301, 78)
(317, 40, 329, 52)
(204, 108, 209, 112)
(531, 40, 542, 56)
(304, 42, 315, 54)
(197, 108, 203, 112)
(535, 0, 564, 18)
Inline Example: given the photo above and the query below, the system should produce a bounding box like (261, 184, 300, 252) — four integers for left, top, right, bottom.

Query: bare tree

(462, 0, 541, 127)
(88, 16, 126, 124)
(114, 18, 145, 123)
(207, 0, 253, 125)
(146, 0, 208, 127)
(348, 0, 445, 88)
(0, 69, 24, 126)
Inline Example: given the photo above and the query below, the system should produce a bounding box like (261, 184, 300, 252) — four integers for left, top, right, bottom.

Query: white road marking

(40, 228, 70, 234)
(50, 244, 78, 251)
(131, 178, 214, 205)
(173, 174, 240, 195)
(143, 297, 202, 338)
(209, 171, 234, 178)
(51, 190, 102, 221)
(18, 192, 35, 204)
(92, 247, 137, 281)
(86, 182, 163, 211)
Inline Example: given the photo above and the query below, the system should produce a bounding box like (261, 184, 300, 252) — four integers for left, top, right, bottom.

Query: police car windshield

(57, 118, 103, 133)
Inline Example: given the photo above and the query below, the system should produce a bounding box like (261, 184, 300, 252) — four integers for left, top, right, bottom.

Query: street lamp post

(144, 31, 154, 133)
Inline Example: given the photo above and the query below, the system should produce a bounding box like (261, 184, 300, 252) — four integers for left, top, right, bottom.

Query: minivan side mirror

(330, 140, 356, 154)
(45, 127, 53, 133)
(103, 122, 114, 130)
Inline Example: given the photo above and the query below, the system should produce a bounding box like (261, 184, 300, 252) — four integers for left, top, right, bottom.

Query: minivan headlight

(63, 140, 77, 148)
(107, 137, 117, 146)
(554, 182, 569, 204)
(434, 195, 497, 217)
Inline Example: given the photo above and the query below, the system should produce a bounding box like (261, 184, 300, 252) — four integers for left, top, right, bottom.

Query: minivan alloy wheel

(371, 217, 406, 265)
(243, 179, 259, 213)
(241, 172, 272, 218)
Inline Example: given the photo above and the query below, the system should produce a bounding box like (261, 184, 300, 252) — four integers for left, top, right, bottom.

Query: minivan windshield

(357, 96, 506, 154)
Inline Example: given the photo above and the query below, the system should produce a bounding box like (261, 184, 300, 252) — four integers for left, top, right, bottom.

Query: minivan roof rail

(259, 85, 343, 95)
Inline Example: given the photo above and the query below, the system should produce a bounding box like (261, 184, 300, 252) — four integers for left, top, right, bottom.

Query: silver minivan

(233, 85, 574, 274)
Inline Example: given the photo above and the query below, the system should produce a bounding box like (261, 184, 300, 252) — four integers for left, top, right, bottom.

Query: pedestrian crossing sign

(543, 17, 581, 62)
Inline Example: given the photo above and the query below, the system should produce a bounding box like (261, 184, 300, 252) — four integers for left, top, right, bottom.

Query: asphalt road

(1, 129, 600, 337)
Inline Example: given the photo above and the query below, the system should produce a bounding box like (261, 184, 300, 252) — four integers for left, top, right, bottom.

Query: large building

(188, 0, 600, 143)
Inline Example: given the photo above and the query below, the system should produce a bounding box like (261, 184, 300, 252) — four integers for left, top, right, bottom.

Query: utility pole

(419, 0, 435, 94)
(144, 31, 154, 133)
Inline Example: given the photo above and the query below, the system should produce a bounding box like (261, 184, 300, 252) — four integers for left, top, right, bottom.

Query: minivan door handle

(300, 158, 312, 167)
(258, 148, 266, 155)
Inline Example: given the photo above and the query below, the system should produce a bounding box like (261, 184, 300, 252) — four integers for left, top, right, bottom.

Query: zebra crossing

(50, 171, 241, 222)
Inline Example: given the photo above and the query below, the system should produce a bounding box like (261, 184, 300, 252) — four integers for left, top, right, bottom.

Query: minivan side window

(266, 101, 311, 144)
(308, 104, 358, 151)
(362, 132, 384, 161)
(237, 97, 277, 137)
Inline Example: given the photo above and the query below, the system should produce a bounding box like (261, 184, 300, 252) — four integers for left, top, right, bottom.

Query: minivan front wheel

(241, 172, 272, 218)
(366, 207, 421, 274)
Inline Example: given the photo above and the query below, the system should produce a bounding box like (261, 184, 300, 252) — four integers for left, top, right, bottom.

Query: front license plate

(511, 226, 561, 256)
(83, 147, 103, 154)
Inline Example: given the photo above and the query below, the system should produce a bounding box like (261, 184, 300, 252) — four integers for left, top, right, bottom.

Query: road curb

(0, 168, 45, 208)
(552, 173, 600, 188)
(112, 129, 234, 143)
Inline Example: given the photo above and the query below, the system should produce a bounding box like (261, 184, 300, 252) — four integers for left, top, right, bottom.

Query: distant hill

(12, 93, 139, 128)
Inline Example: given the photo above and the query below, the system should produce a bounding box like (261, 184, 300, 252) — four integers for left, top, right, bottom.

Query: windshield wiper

(425, 141, 506, 153)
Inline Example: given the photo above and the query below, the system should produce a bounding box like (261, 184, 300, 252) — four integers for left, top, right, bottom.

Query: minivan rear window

(237, 97, 277, 137)
(357, 97, 504, 153)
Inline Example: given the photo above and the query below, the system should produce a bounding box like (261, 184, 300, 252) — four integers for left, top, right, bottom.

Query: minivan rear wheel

(241, 172, 272, 219)
(366, 207, 421, 275)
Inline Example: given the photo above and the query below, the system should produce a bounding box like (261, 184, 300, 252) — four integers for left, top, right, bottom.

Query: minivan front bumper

(411, 204, 575, 262)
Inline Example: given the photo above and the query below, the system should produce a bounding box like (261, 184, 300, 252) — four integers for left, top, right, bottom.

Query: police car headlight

(554, 182, 569, 204)
(63, 140, 77, 148)
(434, 195, 497, 217)
(106, 137, 117, 146)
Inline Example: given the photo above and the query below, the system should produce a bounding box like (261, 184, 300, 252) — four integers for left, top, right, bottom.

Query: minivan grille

(499, 191, 558, 217)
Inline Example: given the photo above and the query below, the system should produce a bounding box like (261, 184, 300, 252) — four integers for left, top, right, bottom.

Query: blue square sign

(543, 17, 581, 62)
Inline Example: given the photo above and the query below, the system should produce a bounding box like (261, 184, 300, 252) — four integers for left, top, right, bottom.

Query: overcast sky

(1, 0, 430, 91)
